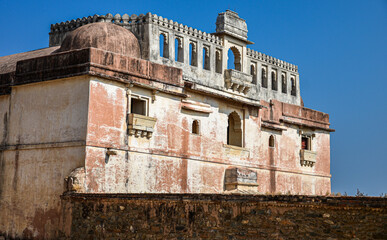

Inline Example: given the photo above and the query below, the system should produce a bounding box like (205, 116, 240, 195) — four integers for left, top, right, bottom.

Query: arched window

(175, 37, 183, 62)
(250, 64, 257, 84)
(269, 135, 275, 147)
(215, 50, 222, 73)
(159, 33, 169, 58)
(227, 112, 242, 147)
(271, 71, 277, 91)
(261, 68, 268, 88)
(192, 120, 200, 134)
(227, 47, 241, 71)
(281, 73, 287, 93)
(189, 42, 197, 66)
(203, 46, 210, 70)
(291, 77, 296, 96)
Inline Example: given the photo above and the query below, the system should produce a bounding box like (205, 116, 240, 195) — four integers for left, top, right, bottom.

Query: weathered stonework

(0, 10, 337, 239)
(59, 193, 387, 240)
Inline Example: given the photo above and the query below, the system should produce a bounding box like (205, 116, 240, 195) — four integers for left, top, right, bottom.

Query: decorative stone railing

(127, 113, 157, 139)
(300, 149, 317, 167)
(247, 48, 298, 73)
(224, 69, 253, 94)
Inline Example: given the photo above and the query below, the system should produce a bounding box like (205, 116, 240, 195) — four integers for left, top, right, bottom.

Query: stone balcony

(300, 149, 317, 167)
(224, 69, 253, 94)
(128, 113, 157, 139)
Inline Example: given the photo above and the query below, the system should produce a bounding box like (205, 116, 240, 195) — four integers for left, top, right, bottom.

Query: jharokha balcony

(224, 69, 253, 94)
(127, 113, 157, 139)
(300, 149, 317, 167)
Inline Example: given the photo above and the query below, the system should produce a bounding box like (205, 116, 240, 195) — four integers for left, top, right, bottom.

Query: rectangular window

(129, 95, 149, 116)
(301, 136, 311, 150)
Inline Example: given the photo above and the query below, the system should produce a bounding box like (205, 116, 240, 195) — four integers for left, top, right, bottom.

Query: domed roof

(57, 22, 140, 58)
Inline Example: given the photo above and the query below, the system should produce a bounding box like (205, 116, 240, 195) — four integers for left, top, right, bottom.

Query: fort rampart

(57, 193, 387, 240)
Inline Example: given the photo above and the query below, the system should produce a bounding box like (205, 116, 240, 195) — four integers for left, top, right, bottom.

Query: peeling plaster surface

(0, 72, 332, 239)
(0, 77, 88, 239)
(83, 79, 331, 195)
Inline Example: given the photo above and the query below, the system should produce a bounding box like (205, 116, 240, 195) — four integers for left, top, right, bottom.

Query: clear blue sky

(0, 0, 386, 196)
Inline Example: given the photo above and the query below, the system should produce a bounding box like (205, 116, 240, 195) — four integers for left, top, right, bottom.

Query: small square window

(130, 97, 147, 116)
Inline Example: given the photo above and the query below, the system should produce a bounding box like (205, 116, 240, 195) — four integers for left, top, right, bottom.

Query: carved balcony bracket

(128, 113, 157, 139)
(300, 149, 317, 167)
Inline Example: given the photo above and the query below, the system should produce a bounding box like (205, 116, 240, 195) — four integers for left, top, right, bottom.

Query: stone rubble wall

(59, 193, 387, 240)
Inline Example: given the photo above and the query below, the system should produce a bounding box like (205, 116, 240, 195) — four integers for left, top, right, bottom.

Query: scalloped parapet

(49, 12, 223, 47)
(247, 48, 298, 73)
(149, 14, 223, 46)
(49, 13, 149, 46)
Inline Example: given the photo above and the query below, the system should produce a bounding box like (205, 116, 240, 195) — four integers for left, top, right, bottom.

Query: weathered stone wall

(0, 77, 90, 239)
(59, 193, 387, 240)
(82, 79, 331, 195)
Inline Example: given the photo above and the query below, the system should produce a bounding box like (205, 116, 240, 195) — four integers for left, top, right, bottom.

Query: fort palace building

(0, 10, 334, 238)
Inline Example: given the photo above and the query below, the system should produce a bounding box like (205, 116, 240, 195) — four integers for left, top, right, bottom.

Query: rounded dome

(57, 22, 140, 58)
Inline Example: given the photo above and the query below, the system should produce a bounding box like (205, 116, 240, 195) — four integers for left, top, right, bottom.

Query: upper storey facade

(49, 10, 301, 105)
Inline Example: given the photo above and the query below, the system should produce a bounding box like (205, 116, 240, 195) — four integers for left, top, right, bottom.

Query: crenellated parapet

(49, 13, 149, 47)
(149, 14, 223, 46)
(246, 48, 298, 73)
(50, 12, 223, 47)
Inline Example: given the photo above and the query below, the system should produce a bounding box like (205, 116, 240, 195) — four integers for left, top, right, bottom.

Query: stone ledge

(222, 144, 249, 152)
(61, 192, 387, 208)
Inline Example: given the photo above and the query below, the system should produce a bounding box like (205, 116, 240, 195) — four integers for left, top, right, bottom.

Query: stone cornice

(0, 47, 186, 97)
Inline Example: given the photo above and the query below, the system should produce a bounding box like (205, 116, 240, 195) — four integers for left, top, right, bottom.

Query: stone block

(224, 167, 258, 192)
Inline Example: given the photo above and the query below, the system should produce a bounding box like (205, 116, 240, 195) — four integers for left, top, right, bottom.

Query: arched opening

(192, 120, 200, 134)
(175, 37, 183, 62)
(261, 67, 268, 88)
(227, 112, 242, 147)
(281, 74, 287, 93)
(215, 50, 222, 73)
(159, 33, 169, 58)
(291, 77, 296, 96)
(189, 42, 197, 66)
(203, 46, 210, 70)
(269, 135, 275, 147)
(227, 47, 241, 71)
(250, 64, 257, 84)
(271, 71, 277, 91)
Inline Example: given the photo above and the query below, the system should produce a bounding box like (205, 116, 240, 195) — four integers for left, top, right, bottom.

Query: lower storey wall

(85, 148, 331, 195)
(60, 193, 386, 240)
